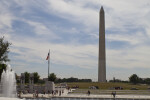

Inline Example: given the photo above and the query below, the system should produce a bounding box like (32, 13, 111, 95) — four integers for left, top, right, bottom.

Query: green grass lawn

(67, 82, 150, 90)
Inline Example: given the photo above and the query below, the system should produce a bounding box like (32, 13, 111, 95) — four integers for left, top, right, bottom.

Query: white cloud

(107, 44, 150, 69)
(107, 31, 146, 45)
(0, 14, 13, 29)
(26, 20, 54, 35)
(0, 1, 15, 30)
(47, 0, 98, 28)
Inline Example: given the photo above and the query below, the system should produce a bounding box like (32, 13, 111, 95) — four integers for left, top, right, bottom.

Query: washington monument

(98, 6, 106, 82)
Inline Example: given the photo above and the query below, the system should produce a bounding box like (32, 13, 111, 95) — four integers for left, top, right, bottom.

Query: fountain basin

(0, 97, 23, 100)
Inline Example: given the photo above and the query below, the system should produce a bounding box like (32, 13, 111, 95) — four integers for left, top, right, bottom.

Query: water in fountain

(0, 64, 16, 97)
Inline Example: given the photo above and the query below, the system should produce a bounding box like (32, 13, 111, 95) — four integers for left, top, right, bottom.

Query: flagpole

(48, 49, 50, 80)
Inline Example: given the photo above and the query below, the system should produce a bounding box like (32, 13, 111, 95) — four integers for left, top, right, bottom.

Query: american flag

(46, 52, 50, 60)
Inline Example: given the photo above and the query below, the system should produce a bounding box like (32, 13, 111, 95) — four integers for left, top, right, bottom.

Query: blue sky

(1, 0, 150, 81)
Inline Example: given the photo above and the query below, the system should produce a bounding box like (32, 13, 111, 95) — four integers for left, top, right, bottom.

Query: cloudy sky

(1, 0, 150, 81)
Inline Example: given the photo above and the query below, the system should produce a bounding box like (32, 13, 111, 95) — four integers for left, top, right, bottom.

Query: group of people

(32, 90, 64, 98)
(51, 90, 64, 96)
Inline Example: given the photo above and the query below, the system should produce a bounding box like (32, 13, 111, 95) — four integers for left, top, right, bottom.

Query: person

(111, 91, 116, 99)
(44, 90, 46, 95)
(48, 90, 50, 96)
(59, 90, 61, 96)
(36, 90, 39, 98)
(52, 90, 54, 96)
(87, 90, 90, 96)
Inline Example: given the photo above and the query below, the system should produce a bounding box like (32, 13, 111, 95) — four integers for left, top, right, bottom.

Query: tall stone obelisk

(98, 6, 106, 82)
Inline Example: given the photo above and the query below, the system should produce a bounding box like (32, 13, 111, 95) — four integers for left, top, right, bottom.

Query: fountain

(0, 64, 17, 98)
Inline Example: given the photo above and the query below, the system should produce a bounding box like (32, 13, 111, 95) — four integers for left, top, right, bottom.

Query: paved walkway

(18, 94, 150, 99)
(66, 94, 150, 99)
(1, 94, 150, 100)
(1, 89, 150, 100)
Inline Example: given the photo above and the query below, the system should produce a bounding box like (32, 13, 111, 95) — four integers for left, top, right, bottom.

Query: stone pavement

(19, 93, 150, 99)
(66, 94, 150, 99)
(1, 94, 150, 99)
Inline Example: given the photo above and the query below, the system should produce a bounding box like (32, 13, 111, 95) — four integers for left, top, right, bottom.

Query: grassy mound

(67, 82, 149, 90)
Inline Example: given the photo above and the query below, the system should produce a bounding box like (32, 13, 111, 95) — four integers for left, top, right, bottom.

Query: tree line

(129, 74, 150, 85)
(55, 77, 92, 83)
(48, 73, 92, 83)
(16, 72, 92, 84)
(109, 74, 150, 85)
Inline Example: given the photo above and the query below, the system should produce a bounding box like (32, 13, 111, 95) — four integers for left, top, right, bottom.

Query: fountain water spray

(0, 64, 16, 97)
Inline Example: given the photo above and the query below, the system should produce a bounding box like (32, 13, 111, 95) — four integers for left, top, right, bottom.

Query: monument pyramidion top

(100, 6, 104, 12)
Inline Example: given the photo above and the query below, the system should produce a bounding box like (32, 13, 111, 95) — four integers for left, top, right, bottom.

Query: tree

(0, 37, 11, 80)
(24, 72, 29, 83)
(0, 64, 7, 80)
(0, 37, 11, 63)
(67, 77, 78, 82)
(33, 72, 40, 83)
(129, 74, 139, 84)
(48, 73, 56, 82)
(55, 77, 92, 83)
(138, 78, 144, 84)
(145, 78, 150, 84)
